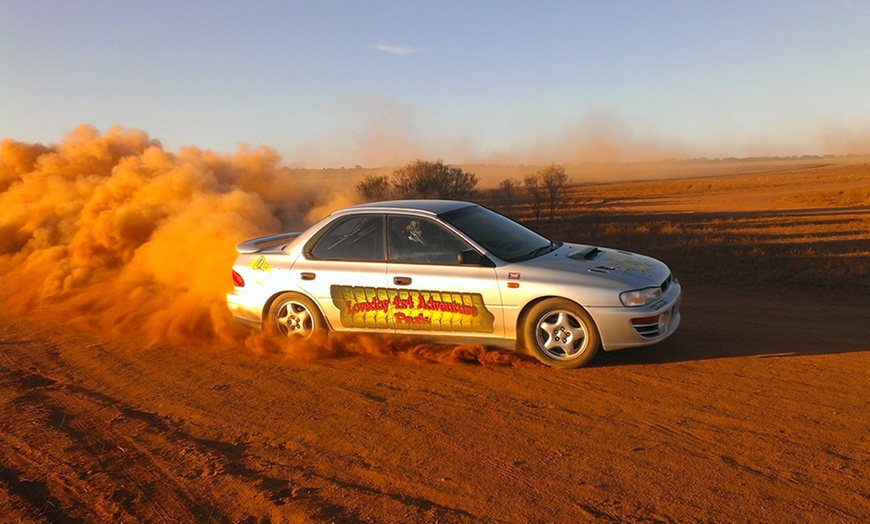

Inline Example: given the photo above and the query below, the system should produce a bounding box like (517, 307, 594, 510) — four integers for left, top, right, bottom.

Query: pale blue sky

(3, 1, 870, 167)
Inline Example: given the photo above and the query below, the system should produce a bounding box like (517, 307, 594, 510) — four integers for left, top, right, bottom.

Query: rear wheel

(520, 299, 600, 368)
(268, 293, 326, 341)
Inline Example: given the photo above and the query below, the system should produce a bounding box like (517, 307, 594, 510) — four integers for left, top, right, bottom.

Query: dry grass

(482, 162, 870, 293)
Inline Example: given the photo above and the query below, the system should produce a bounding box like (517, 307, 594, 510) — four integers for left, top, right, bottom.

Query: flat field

(1, 160, 868, 522)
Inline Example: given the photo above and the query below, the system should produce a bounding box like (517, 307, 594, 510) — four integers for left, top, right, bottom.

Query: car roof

(334, 199, 477, 217)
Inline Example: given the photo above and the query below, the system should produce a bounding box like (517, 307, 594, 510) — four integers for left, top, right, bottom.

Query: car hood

(515, 243, 672, 289)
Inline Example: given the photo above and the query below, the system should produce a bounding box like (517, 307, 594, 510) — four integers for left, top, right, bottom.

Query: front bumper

(587, 282, 682, 351)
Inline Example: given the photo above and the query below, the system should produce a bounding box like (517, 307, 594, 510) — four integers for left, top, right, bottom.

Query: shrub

(391, 160, 478, 200)
(356, 174, 391, 201)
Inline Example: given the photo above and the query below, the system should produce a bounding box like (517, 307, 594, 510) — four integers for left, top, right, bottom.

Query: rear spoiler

(235, 232, 301, 254)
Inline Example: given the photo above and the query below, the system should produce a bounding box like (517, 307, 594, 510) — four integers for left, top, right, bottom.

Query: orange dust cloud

(244, 330, 539, 368)
(0, 124, 529, 365)
(485, 109, 693, 166)
(0, 125, 343, 347)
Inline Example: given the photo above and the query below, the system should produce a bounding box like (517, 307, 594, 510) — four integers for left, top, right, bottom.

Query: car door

(292, 214, 391, 333)
(385, 215, 505, 339)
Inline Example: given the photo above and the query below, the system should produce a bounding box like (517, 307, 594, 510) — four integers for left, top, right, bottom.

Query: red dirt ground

(1, 164, 868, 523)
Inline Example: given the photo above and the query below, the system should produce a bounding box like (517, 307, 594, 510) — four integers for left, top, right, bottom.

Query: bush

(355, 160, 479, 202)
(356, 174, 391, 201)
(391, 160, 478, 200)
(522, 164, 570, 223)
(494, 177, 520, 215)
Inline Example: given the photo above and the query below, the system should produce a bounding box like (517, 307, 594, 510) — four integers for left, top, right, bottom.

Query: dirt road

(1, 283, 867, 523)
(1, 154, 868, 522)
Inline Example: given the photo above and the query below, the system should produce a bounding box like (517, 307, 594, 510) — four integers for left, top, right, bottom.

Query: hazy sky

(3, 1, 870, 167)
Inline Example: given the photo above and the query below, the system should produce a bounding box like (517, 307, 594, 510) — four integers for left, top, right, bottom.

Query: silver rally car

(227, 200, 681, 368)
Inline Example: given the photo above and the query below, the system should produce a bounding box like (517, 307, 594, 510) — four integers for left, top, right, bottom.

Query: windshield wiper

(523, 242, 556, 260)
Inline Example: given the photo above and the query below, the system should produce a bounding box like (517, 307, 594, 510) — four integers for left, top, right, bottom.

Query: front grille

(632, 319, 662, 338)
(631, 310, 671, 339)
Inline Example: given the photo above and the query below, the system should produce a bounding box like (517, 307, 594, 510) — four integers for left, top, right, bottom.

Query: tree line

(355, 159, 572, 224)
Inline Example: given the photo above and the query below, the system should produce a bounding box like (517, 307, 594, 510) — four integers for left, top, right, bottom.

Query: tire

(267, 293, 327, 341)
(520, 299, 600, 368)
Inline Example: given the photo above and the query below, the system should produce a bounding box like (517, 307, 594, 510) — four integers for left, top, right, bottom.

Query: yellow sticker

(249, 256, 272, 272)
(601, 252, 655, 275)
(330, 285, 494, 333)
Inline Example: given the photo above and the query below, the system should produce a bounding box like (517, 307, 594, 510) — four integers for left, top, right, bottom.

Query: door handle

(393, 276, 412, 286)
(300, 272, 316, 281)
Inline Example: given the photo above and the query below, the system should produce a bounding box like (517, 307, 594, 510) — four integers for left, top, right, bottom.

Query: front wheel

(520, 299, 600, 368)
(268, 293, 326, 341)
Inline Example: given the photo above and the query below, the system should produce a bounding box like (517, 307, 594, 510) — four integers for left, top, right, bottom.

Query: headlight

(619, 286, 663, 307)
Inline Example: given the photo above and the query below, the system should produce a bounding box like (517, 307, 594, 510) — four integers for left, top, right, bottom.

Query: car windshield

(440, 205, 559, 262)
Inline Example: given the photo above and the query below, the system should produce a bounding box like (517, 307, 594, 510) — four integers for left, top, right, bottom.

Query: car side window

(309, 215, 384, 261)
(387, 216, 471, 265)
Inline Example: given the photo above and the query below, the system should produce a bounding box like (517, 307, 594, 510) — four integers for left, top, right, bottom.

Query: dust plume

(245, 332, 538, 368)
(0, 125, 528, 366)
(287, 103, 696, 168)
(288, 95, 436, 168)
(0, 125, 329, 347)
(485, 109, 694, 166)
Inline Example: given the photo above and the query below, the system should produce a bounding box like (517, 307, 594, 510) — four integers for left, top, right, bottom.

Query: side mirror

(458, 249, 492, 266)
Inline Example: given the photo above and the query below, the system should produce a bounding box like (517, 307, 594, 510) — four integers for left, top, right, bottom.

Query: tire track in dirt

(1, 281, 869, 522)
(2, 367, 349, 522)
(0, 464, 82, 524)
(0, 333, 483, 522)
(304, 366, 543, 519)
(317, 365, 678, 522)
(0, 362, 228, 522)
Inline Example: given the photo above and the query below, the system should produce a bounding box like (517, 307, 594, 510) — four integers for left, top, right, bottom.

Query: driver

(403, 220, 426, 246)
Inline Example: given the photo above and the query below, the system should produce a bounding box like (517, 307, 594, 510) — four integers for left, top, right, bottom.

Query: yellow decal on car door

(330, 285, 495, 333)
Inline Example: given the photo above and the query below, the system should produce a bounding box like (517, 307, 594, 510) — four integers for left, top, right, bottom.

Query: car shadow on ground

(588, 286, 870, 367)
